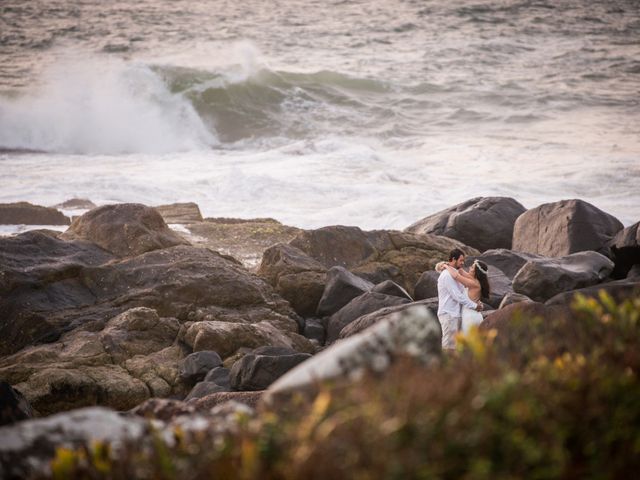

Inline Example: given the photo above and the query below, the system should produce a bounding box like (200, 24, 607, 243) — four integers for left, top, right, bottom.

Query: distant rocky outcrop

(512, 199, 623, 258)
(404, 197, 526, 251)
(0, 202, 70, 225)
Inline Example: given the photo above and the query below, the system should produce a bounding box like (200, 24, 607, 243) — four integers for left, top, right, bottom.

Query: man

(437, 248, 483, 349)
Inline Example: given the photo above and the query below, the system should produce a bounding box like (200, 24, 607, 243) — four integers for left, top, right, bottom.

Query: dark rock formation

(545, 279, 640, 305)
(498, 292, 533, 309)
(184, 381, 228, 401)
(60, 203, 189, 257)
(471, 249, 545, 280)
(203, 367, 231, 389)
(609, 222, 640, 279)
(0, 381, 33, 426)
(512, 199, 623, 258)
(303, 318, 325, 344)
(316, 266, 374, 317)
(404, 197, 526, 251)
(414, 270, 440, 300)
(512, 251, 615, 302)
(0, 201, 70, 225)
(480, 302, 570, 334)
(179, 351, 223, 384)
(326, 292, 411, 343)
(53, 198, 97, 210)
(230, 347, 311, 391)
(371, 280, 413, 301)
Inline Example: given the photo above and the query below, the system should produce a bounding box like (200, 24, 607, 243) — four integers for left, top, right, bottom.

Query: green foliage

(50, 292, 640, 479)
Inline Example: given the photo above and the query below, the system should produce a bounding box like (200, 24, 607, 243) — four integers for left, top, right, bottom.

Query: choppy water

(1, 0, 639, 229)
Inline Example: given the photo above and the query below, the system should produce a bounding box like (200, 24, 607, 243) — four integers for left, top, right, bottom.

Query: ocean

(1, 0, 639, 229)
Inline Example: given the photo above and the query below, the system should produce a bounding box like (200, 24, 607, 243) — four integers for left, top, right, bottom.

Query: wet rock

(60, 203, 190, 257)
(316, 266, 374, 317)
(230, 347, 311, 391)
(326, 292, 411, 344)
(512, 251, 615, 302)
(155, 202, 203, 224)
(0, 381, 33, 426)
(371, 280, 413, 301)
(265, 306, 441, 406)
(0, 201, 70, 225)
(179, 351, 223, 384)
(609, 221, 640, 279)
(512, 199, 623, 258)
(405, 197, 526, 251)
(184, 381, 228, 401)
(258, 243, 327, 316)
(0, 407, 146, 479)
(414, 270, 440, 300)
(186, 218, 302, 271)
(339, 298, 440, 339)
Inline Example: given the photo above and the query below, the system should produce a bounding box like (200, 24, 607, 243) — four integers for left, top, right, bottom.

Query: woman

(440, 259, 491, 333)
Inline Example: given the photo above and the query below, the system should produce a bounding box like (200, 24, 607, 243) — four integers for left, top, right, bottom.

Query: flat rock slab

(155, 202, 203, 224)
(0, 202, 70, 226)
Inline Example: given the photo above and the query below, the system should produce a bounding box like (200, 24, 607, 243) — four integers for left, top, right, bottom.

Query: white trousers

(437, 313, 460, 350)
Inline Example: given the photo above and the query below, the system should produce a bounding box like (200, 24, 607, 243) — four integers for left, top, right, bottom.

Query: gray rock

(179, 351, 223, 384)
(512, 199, 623, 258)
(316, 266, 374, 317)
(53, 198, 97, 210)
(303, 318, 325, 344)
(326, 292, 411, 344)
(185, 381, 228, 401)
(628, 264, 640, 279)
(545, 278, 640, 305)
(371, 280, 413, 301)
(60, 203, 190, 257)
(609, 222, 640, 279)
(339, 298, 440, 339)
(405, 197, 526, 251)
(0, 381, 33, 426)
(0, 201, 70, 225)
(0, 407, 146, 479)
(471, 249, 545, 280)
(414, 270, 440, 300)
(230, 349, 311, 391)
(203, 367, 231, 388)
(498, 292, 533, 309)
(513, 251, 615, 302)
(265, 305, 441, 406)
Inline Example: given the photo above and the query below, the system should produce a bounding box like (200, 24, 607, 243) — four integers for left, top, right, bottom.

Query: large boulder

(480, 302, 570, 334)
(184, 381, 228, 401)
(512, 251, 615, 302)
(155, 202, 203, 224)
(512, 199, 623, 258)
(264, 305, 441, 406)
(230, 347, 311, 391)
(204, 367, 231, 388)
(0, 381, 33, 426)
(60, 203, 190, 257)
(471, 249, 545, 280)
(316, 266, 375, 317)
(414, 270, 440, 300)
(326, 292, 411, 343)
(404, 197, 526, 251)
(0, 407, 147, 479)
(371, 280, 413, 301)
(0, 201, 70, 225)
(258, 243, 327, 316)
(609, 222, 640, 279)
(545, 278, 640, 305)
(498, 292, 533, 309)
(179, 351, 223, 384)
(339, 298, 440, 339)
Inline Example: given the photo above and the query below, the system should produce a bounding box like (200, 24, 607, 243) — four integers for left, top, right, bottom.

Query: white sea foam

(0, 58, 217, 154)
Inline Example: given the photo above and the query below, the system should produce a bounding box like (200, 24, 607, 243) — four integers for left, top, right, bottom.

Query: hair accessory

(473, 260, 488, 275)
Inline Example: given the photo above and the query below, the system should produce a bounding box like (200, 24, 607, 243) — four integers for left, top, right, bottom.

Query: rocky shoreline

(0, 197, 638, 478)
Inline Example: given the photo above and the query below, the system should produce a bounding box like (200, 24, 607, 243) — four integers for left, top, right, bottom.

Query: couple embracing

(436, 248, 491, 349)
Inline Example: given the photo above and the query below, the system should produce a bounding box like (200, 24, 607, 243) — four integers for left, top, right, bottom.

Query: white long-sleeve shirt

(437, 269, 477, 318)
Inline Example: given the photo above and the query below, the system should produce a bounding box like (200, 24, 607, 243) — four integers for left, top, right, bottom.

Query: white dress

(461, 288, 483, 333)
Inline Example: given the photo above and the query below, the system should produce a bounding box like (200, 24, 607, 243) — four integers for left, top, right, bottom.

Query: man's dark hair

(449, 248, 464, 261)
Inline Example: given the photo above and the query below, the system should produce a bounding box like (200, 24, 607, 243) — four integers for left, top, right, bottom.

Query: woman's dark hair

(473, 260, 491, 300)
